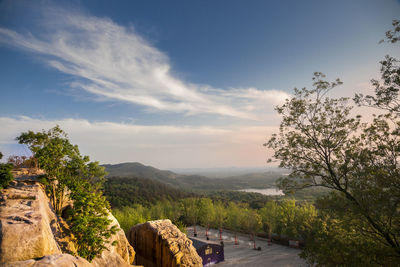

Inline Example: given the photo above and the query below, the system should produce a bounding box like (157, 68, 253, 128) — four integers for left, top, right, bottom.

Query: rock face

(1, 254, 92, 267)
(0, 181, 62, 263)
(0, 179, 136, 267)
(128, 220, 202, 267)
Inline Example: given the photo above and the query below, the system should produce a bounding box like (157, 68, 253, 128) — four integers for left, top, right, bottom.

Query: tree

(0, 152, 13, 190)
(225, 202, 243, 245)
(181, 198, 201, 236)
(66, 178, 118, 262)
(266, 72, 400, 263)
(242, 208, 261, 249)
(267, 19, 400, 260)
(259, 201, 278, 242)
(113, 205, 149, 233)
(198, 198, 215, 239)
(212, 201, 227, 240)
(16, 126, 113, 262)
(355, 20, 400, 113)
(17, 126, 106, 215)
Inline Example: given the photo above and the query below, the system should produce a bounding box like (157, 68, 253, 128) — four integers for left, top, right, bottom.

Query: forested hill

(103, 162, 182, 187)
(103, 162, 282, 191)
(104, 176, 193, 208)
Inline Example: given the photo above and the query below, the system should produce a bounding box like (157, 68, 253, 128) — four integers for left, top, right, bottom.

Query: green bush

(112, 205, 149, 233)
(0, 155, 13, 189)
(66, 178, 118, 261)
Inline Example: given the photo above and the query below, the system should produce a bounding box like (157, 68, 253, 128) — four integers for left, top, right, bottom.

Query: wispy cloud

(0, 116, 277, 168)
(0, 8, 290, 120)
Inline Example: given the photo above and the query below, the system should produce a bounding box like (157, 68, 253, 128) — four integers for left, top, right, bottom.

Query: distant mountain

(103, 162, 283, 191)
(104, 176, 193, 208)
(103, 162, 181, 187)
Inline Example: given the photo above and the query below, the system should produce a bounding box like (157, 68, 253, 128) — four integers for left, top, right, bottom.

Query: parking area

(187, 226, 306, 267)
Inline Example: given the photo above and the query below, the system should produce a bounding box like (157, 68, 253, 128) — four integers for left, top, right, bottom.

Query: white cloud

(0, 116, 278, 168)
(0, 9, 290, 120)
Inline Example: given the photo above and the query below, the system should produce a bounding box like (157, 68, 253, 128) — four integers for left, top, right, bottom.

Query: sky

(0, 0, 399, 169)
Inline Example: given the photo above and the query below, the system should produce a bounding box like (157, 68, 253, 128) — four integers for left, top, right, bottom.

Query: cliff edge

(0, 178, 135, 266)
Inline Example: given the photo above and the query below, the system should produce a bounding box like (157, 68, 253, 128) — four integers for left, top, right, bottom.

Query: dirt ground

(187, 226, 306, 267)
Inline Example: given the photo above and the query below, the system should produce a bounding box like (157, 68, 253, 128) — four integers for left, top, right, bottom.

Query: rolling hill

(103, 162, 282, 191)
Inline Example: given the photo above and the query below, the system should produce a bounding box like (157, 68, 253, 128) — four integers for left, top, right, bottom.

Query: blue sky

(0, 0, 399, 168)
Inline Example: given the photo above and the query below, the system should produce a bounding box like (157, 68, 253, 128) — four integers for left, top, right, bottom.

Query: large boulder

(128, 219, 202, 267)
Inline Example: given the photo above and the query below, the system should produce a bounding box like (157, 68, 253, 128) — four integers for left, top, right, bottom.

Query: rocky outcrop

(1, 254, 92, 267)
(0, 179, 136, 266)
(128, 220, 202, 267)
(0, 181, 62, 263)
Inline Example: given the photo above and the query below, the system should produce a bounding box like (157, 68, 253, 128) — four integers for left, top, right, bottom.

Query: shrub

(0, 151, 13, 189)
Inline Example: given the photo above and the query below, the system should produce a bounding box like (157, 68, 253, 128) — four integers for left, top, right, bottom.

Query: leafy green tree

(181, 198, 201, 236)
(16, 126, 113, 261)
(225, 202, 244, 244)
(198, 198, 215, 238)
(17, 126, 106, 215)
(242, 208, 261, 248)
(66, 178, 117, 261)
(266, 71, 400, 263)
(267, 20, 400, 259)
(259, 201, 278, 241)
(0, 152, 14, 190)
(113, 205, 149, 233)
(275, 200, 298, 238)
(149, 201, 166, 219)
(212, 201, 227, 240)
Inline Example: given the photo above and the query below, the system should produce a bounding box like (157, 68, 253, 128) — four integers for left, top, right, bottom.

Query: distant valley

(102, 162, 284, 191)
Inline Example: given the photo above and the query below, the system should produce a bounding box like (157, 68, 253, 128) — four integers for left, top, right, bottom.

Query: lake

(238, 188, 284, 196)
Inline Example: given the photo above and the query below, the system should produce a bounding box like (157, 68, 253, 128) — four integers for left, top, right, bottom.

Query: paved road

(187, 226, 306, 267)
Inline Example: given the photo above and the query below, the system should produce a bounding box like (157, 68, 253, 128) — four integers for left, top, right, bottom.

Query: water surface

(238, 188, 284, 196)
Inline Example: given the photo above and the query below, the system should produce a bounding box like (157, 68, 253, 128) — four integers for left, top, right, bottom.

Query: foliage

(16, 126, 113, 261)
(225, 202, 244, 232)
(181, 197, 201, 227)
(259, 200, 316, 240)
(112, 201, 188, 234)
(0, 152, 14, 190)
(198, 198, 215, 227)
(212, 201, 227, 230)
(300, 193, 400, 266)
(66, 178, 117, 262)
(104, 162, 282, 191)
(266, 70, 400, 262)
(113, 205, 150, 233)
(259, 201, 278, 234)
(382, 19, 400, 44)
(242, 207, 262, 235)
(104, 176, 191, 208)
(205, 190, 271, 209)
(355, 20, 400, 113)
